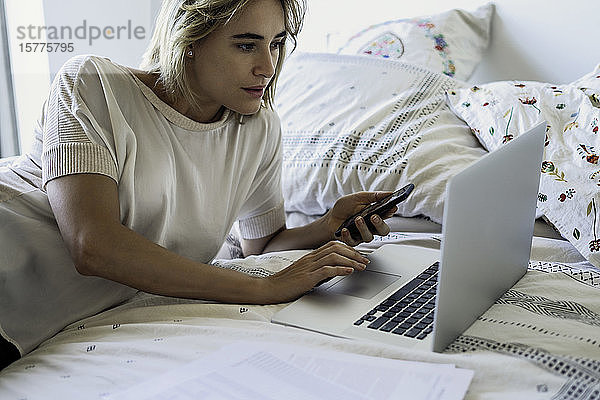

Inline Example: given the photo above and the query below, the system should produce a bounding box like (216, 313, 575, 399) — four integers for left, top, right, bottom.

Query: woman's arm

(47, 173, 367, 304)
(46, 173, 270, 303)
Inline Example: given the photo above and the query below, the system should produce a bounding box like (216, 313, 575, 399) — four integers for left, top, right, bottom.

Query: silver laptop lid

(432, 122, 546, 352)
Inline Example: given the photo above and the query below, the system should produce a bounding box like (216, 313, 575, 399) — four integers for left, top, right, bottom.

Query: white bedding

(287, 213, 566, 240)
(1, 234, 598, 400)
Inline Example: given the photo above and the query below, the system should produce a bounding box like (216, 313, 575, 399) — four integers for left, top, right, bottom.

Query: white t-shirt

(0, 55, 286, 354)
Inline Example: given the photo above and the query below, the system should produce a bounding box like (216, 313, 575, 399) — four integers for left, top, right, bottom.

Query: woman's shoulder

(54, 55, 138, 90)
(57, 54, 121, 79)
(52, 55, 145, 104)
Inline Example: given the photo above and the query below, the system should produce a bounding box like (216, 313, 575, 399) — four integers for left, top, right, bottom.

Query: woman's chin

(232, 103, 263, 116)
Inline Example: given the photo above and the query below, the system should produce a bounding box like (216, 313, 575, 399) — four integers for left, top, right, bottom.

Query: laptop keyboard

(353, 262, 439, 340)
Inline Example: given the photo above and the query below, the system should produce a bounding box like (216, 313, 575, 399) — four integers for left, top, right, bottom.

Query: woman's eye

(271, 41, 284, 51)
(237, 43, 255, 52)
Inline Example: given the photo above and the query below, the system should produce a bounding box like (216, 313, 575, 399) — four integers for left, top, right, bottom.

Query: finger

(320, 252, 367, 271)
(381, 206, 398, 219)
(340, 228, 361, 247)
(313, 265, 353, 285)
(355, 216, 374, 243)
(314, 239, 354, 255)
(369, 214, 391, 237)
(314, 239, 369, 264)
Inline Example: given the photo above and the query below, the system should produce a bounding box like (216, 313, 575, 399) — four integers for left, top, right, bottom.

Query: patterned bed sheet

(0, 233, 598, 400)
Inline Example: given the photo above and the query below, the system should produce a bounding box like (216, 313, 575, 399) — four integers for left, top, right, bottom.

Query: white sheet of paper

(110, 342, 473, 400)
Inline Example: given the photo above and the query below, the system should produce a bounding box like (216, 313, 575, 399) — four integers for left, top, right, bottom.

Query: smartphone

(334, 183, 415, 240)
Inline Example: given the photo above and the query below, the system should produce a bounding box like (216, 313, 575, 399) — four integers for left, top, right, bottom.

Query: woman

(0, 0, 395, 368)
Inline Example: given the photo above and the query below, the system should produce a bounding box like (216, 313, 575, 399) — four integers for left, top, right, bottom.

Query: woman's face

(188, 0, 286, 122)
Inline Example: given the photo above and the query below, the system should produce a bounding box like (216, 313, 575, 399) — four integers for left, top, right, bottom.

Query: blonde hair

(141, 0, 305, 112)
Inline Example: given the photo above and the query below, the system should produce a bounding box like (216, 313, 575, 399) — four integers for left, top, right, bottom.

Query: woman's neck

(128, 68, 224, 123)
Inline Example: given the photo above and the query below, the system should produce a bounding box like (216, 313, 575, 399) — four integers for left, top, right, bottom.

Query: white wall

(5, 0, 50, 154)
(42, 0, 155, 80)
(5, 0, 158, 153)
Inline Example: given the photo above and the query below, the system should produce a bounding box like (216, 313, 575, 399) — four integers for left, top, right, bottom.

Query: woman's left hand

(325, 192, 397, 246)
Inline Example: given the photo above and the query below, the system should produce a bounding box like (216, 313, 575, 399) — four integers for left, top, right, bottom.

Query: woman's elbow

(67, 234, 105, 276)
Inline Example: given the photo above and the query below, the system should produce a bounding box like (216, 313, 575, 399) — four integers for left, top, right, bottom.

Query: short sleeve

(237, 111, 286, 239)
(41, 55, 118, 188)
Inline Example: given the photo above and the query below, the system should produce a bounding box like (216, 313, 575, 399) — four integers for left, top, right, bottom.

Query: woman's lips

(243, 86, 265, 98)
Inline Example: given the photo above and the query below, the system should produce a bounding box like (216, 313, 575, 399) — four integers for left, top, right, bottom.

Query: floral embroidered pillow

(571, 63, 600, 107)
(446, 77, 600, 268)
(337, 4, 493, 81)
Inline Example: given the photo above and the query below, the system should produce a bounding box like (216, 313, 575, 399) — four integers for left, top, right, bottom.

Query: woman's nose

(254, 49, 276, 79)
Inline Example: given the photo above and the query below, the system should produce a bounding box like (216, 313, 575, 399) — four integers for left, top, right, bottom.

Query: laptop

(272, 121, 546, 352)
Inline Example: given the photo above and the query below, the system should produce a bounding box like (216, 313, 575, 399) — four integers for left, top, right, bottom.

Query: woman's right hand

(262, 241, 370, 303)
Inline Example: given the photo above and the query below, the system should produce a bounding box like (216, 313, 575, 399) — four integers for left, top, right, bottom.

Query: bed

(1, 1, 600, 399)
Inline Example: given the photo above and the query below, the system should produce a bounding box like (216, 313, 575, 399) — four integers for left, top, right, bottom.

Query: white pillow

(275, 53, 486, 224)
(446, 72, 600, 268)
(336, 4, 494, 81)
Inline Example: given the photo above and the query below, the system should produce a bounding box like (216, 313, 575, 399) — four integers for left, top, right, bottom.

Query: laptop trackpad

(327, 270, 400, 299)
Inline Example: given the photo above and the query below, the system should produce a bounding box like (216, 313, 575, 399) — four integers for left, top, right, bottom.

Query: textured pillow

(275, 53, 486, 224)
(336, 4, 494, 81)
(446, 74, 600, 268)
